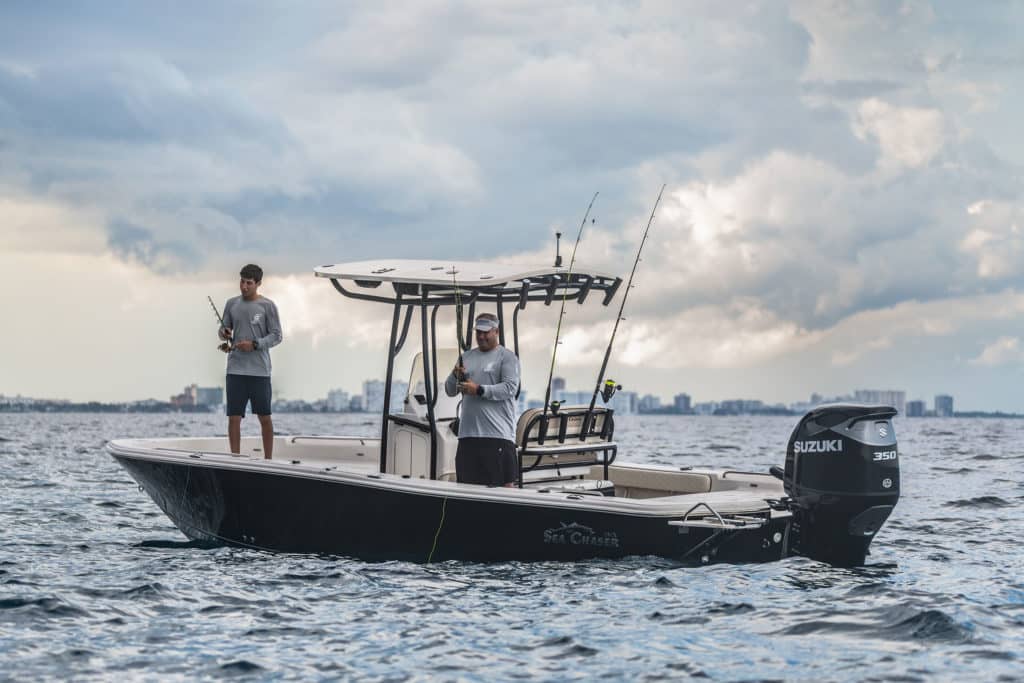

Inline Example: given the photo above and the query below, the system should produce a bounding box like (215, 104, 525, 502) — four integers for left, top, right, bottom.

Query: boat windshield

(404, 349, 460, 421)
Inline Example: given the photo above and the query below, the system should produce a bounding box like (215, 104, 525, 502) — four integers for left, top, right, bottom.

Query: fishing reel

(549, 400, 562, 415)
(601, 380, 621, 403)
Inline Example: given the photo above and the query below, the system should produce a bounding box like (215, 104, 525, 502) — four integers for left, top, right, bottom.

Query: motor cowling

(781, 403, 900, 566)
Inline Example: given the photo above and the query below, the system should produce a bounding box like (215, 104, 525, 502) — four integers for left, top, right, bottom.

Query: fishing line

(427, 496, 449, 563)
(582, 184, 666, 434)
(541, 192, 598, 423)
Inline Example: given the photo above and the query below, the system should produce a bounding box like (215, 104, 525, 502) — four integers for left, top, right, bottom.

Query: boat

(107, 260, 901, 566)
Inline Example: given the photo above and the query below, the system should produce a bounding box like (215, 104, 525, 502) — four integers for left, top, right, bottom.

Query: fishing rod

(541, 192, 598, 433)
(448, 264, 467, 383)
(207, 296, 232, 353)
(581, 184, 666, 439)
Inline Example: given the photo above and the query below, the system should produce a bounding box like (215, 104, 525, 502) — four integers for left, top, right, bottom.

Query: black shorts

(226, 374, 272, 417)
(456, 437, 519, 486)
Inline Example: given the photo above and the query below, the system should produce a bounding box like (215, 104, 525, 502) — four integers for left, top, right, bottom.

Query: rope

(427, 496, 449, 563)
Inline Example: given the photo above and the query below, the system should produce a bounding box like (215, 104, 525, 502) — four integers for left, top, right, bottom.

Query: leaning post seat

(515, 405, 617, 486)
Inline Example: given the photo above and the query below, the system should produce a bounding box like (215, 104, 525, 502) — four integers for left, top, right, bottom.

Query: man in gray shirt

(219, 263, 283, 459)
(444, 312, 521, 486)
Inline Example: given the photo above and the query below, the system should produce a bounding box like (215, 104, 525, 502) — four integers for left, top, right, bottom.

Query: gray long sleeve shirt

(221, 295, 283, 377)
(444, 346, 520, 442)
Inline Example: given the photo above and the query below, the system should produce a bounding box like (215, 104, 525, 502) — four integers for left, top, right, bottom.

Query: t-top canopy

(314, 259, 622, 307)
(314, 260, 613, 287)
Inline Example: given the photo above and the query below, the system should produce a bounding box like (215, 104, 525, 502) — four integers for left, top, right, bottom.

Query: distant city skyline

(0, 378, 967, 418)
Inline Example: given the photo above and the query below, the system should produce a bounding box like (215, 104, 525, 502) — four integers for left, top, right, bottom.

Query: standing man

(444, 312, 521, 486)
(219, 264, 283, 460)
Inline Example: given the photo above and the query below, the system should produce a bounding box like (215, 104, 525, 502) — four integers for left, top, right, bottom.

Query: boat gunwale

(106, 439, 787, 520)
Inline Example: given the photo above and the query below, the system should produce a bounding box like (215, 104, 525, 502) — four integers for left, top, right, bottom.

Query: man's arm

(256, 301, 284, 349)
(479, 350, 520, 400)
(444, 368, 459, 397)
(219, 299, 234, 341)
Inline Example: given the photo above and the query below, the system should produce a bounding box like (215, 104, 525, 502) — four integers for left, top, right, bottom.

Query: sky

(2, 1, 1024, 411)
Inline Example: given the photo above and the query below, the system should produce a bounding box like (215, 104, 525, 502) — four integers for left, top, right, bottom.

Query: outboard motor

(778, 403, 900, 566)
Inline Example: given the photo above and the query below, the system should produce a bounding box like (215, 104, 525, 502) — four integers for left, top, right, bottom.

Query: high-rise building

(196, 386, 223, 407)
(327, 389, 350, 412)
(935, 394, 954, 417)
(905, 400, 926, 417)
(552, 377, 566, 393)
(607, 391, 637, 415)
(363, 380, 409, 414)
(854, 390, 906, 416)
(516, 389, 528, 416)
(363, 380, 385, 413)
(638, 394, 662, 413)
(553, 389, 590, 406)
(673, 393, 691, 414)
(693, 401, 718, 415)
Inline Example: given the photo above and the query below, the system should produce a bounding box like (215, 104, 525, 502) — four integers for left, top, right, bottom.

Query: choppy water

(1, 413, 1023, 681)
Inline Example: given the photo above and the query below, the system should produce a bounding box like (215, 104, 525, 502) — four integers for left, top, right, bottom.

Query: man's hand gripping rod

(207, 296, 232, 353)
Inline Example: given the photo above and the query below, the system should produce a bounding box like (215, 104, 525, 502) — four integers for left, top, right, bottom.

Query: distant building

(362, 379, 409, 414)
(363, 380, 385, 413)
(638, 394, 662, 413)
(673, 393, 692, 414)
(607, 391, 637, 415)
(854, 390, 906, 416)
(326, 389, 350, 412)
(349, 395, 364, 412)
(905, 400, 926, 417)
(693, 401, 718, 415)
(516, 389, 528, 415)
(552, 377, 566, 393)
(718, 399, 764, 415)
(170, 384, 197, 407)
(554, 389, 590, 407)
(935, 394, 954, 417)
(195, 386, 223, 407)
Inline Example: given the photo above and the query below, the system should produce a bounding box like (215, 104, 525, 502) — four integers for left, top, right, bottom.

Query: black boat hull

(114, 455, 791, 565)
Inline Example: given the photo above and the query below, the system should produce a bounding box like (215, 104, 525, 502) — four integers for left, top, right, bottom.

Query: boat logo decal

(879, 425, 888, 437)
(793, 439, 843, 454)
(543, 522, 620, 548)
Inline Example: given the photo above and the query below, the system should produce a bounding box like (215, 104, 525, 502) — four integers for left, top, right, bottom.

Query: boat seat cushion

(590, 465, 713, 494)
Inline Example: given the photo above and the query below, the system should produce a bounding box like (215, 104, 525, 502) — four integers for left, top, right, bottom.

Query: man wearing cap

(444, 312, 521, 486)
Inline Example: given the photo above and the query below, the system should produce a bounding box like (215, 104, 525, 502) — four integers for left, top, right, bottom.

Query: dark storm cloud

(0, 59, 288, 147)
(107, 218, 200, 274)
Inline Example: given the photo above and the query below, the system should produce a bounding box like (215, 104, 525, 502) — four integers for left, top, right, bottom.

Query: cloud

(3, 2, 1024, 409)
(107, 219, 201, 274)
(853, 98, 946, 170)
(970, 336, 1024, 367)
(959, 199, 1024, 280)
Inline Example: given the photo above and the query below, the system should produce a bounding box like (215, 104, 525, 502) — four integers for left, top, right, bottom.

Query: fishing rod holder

(516, 405, 618, 487)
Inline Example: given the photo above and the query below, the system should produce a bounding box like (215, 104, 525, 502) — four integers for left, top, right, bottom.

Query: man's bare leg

(258, 414, 274, 459)
(228, 415, 242, 454)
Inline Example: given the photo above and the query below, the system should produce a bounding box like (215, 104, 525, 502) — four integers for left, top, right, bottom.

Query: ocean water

(1, 412, 1023, 681)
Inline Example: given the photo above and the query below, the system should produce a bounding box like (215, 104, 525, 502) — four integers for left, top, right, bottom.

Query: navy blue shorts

(456, 438, 519, 486)
(226, 374, 272, 417)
